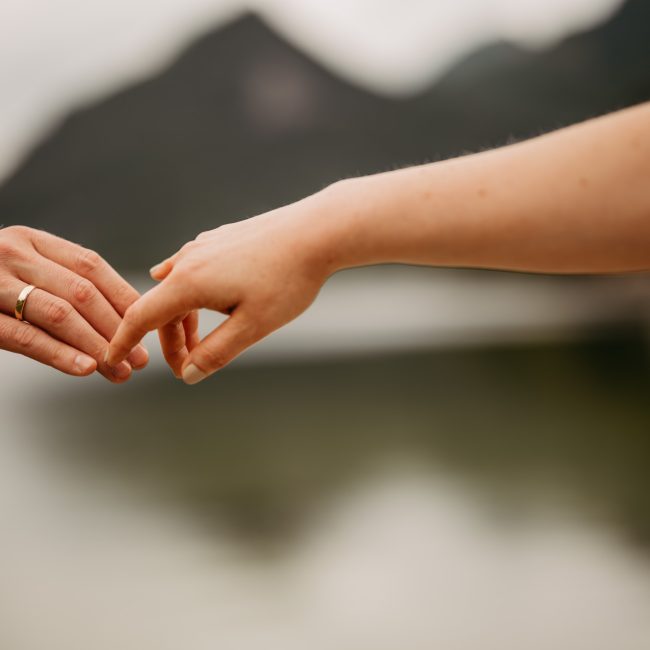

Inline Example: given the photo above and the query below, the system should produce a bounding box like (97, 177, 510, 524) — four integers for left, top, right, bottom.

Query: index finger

(107, 279, 192, 365)
(31, 230, 140, 315)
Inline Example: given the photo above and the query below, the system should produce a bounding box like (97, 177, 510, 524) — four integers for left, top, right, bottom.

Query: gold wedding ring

(15, 285, 36, 322)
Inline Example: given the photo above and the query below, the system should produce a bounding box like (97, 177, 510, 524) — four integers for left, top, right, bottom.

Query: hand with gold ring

(0, 226, 148, 382)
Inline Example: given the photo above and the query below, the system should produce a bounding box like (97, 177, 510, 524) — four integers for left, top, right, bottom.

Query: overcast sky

(0, 0, 622, 183)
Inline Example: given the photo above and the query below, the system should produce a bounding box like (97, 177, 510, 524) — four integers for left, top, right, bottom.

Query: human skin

(107, 102, 650, 384)
(0, 226, 148, 381)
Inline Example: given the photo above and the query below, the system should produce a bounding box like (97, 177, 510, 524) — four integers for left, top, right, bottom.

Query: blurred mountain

(0, 0, 648, 269)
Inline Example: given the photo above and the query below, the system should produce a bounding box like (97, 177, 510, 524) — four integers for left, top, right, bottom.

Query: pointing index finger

(107, 278, 192, 365)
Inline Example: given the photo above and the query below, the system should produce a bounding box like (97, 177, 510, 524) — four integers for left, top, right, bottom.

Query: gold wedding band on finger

(15, 285, 36, 322)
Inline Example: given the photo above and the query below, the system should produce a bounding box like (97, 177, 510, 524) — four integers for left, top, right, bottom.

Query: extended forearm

(321, 102, 650, 274)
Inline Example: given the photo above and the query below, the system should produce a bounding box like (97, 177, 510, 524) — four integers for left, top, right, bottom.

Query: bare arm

(108, 103, 650, 383)
(323, 101, 650, 274)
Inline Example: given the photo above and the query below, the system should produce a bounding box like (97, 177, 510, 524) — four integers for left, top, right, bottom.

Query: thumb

(181, 311, 259, 385)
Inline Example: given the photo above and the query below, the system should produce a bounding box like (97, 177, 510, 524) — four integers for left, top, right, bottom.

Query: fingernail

(149, 263, 163, 277)
(182, 363, 207, 385)
(129, 345, 149, 370)
(111, 361, 132, 380)
(74, 354, 96, 375)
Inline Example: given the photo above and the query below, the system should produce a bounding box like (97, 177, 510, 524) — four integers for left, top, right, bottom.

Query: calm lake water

(1, 334, 650, 649)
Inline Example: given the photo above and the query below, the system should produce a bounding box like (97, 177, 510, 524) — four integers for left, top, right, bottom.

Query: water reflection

(2, 334, 650, 648)
(36, 334, 650, 547)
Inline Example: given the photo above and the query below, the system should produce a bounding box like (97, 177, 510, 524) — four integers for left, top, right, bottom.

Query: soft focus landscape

(0, 1, 649, 648)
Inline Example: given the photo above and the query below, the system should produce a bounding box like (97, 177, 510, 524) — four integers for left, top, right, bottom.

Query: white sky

(0, 0, 622, 183)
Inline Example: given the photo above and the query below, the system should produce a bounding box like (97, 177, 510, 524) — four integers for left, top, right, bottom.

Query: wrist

(304, 177, 377, 276)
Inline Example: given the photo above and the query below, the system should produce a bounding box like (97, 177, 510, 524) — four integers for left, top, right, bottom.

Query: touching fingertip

(182, 363, 207, 385)
(111, 361, 132, 380)
(130, 345, 149, 370)
(74, 354, 96, 375)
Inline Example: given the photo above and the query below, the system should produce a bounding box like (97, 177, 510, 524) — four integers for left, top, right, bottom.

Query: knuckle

(72, 277, 97, 304)
(123, 303, 142, 327)
(195, 227, 223, 240)
(113, 282, 137, 307)
(0, 239, 19, 259)
(2, 225, 29, 238)
(13, 323, 38, 349)
(210, 224, 232, 239)
(76, 248, 102, 274)
(48, 343, 66, 368)
(46, 298, 73, 325)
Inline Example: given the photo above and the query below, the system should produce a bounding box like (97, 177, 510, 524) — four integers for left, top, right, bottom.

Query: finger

(158, 310, 200, 376)
(0, 313, 97, 376)
(29, 231, 148, 372)
(22, 253, 149, 369)
(149, 255, 177, 281)
(0, 279, 132, 383)
(158, 315, 190, 378)
(108, 278, 193, 366)
(183, 311, 200, 351)
(21, 287, 133, 383)
(181, 311, 260, 385)
(30, 230, 142, 315)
